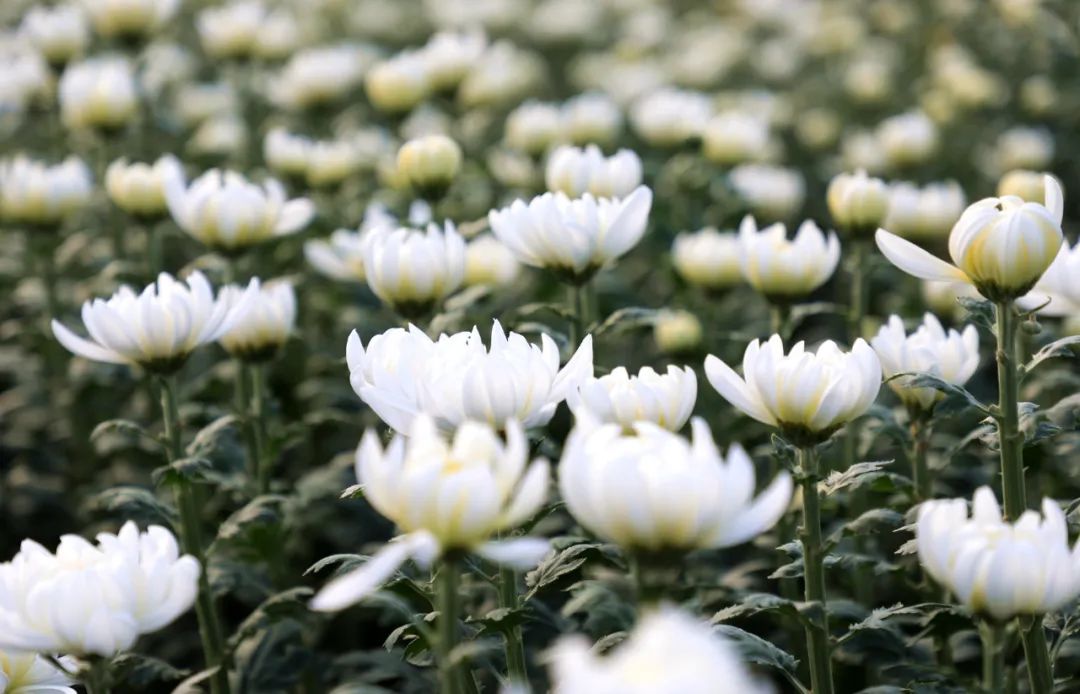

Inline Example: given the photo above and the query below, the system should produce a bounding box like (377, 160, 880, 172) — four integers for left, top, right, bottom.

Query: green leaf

(1023, 335, 1080, 379)
(110, 653, 190, 688)
(211, 495, 287, 561)
(589, 307, 660, 337)
(711, 592, 812, 629)
(305, 554, 368, 578)
(829, 508, 905, 545)
(90, 418, 159, 446)
(234, 620, 312, 693)
(957, 296, 995, 333)
(88, 486, 176, 526)
(227, 587, 315, 652)
(152, 456, 216, 486)
(895, 373, 988, 416)
(819, 461, 906, 495)
(713, 624, 804, 691)
(524, 542, 615, 599)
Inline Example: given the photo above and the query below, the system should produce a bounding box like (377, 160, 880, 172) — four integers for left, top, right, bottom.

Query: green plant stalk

(981, 621, 1005, 694)
(846, 240, 875, 605)
(994, 301, 1026, 520)
(798, 445, 835, 694)
(497, 565, 528, 684)
(437, 557, 463, 694)
(146, 220, 163, 279)
(1019, 617, 1054, 694)
(567, 282, 589, 349)
(80, 657, 111, 694)
(248, 363, 271, 495)
(993, 302, 1054, 692)
(158, 376, 231, 694)
(234, 360, 259, 486)
(910, 414, 932, 502)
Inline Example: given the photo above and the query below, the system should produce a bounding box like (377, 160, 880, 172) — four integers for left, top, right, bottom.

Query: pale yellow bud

(827, 170, 889, 235)
(997, 170, 1051, 204)
(365, 55, 429, 113)
(396, 135, 463, 200)
(654, 310, 702, 354)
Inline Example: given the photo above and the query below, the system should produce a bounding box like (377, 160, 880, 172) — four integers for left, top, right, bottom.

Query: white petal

(875, 229, 968, 283)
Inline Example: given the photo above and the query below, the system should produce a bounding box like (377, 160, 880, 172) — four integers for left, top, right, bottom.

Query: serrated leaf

(152, 456, 216, 486)
(305, 554, 368, 577)
(524, 543, 609, 598)
(227, 587, 315, 651)
(90, 418, 158, 446)
(589, 307, 660, 337)
(713, 624, 800, 675)
(819, 461, 897, 495)
(110, 653, 190, 687)
(88, 486, 176, 526)
(957, 296, 995, 332)
(894, 373, 988, 416)
(1023, 335, 1080, 378)
(829, 508, 905, 545)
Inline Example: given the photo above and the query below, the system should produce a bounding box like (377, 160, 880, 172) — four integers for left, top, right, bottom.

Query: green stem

(1019, 617, 1054, 694)
(80, 658, 111, 694)
(249, 363, 271, 494)
(910, 414, 932, 502)
(994, 300, 1026, 520)
(981, 621, 1005, 694)
(798, 446, 835, 694)
(158, 376, 231, 694)
(848, 240, 868, 343)
(497, 565, 528, 684)
(234, 360, 258, 485)
(567, 283, 587, 349)
(147, 220, 163, 279)
(437, 556, 463, 694)
(769, 303, 788, 340)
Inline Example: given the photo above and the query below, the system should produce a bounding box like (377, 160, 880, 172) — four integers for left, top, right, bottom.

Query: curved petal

(310, 533, 431, 612)
(710, 472, 794, 548)
(704, 354, 776, 425)
(51, 320, 129, 364)
(475, 537, 551, 569)
(875, 229, 968, 283)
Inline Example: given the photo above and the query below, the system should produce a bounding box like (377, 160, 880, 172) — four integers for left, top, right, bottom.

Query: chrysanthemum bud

(396, 135, 462, 201)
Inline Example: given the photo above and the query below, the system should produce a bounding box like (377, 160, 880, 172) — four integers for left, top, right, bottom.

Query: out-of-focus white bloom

(878, 111, 939, 169)
(505, 101, 562, 156)
(654, 309, 702, 354)
(218, 278, 296, 361)
(396, 134, 463, 199)
(876, 175, 1064, 300)
(729, 164, 805, 221)
(459, 41, 544, 109)
(52, 271, 242, 372)
(106, 155, 183, 219)
(361, 221, 466, 317)
(575, 365, 696, 432)
(59, 56, 137, 131)
(139, 43, 195, 96)
(1025, 240, 1080, 317)
(998, 170, 1052, 204)
(80, 0, 179, 40)
(253, 9, 300, 60)
(365, 52, 430, 113)
(346, 320, 593, 433)
(488, 186, 652, 282)
(465, 234, 521, 287)
(0, 49, 51, 114)
(630, 88, 711, 147)
(545, 145, 642, 198)
(305, 139, 363, 188)
(994, 127, 1054, 173)
(560, 418, 791, 552)
(706, 334, 882, 441)
(884, 181, 966, 241)
(796, 108, 840, 151)
(529, 0, 602, 43)
(921, 280, 981, 319)
(418, 30, 486, 92)
(311, 416, 551, 612)
(263, 128, 310, 179)
(737, 215, 840, 300)
(702, 111, 769, 166)
(188, 114, 247, 158)
(269, 44, 374, 110)
(20, 4, 89, 66)
(166, 169, 314, 253)
(0, 155, 93, 227)
(305, 228, 369, 282)
(672, 228, 742, 290)
(871, 313, 980, 411)
(549, 606, 771, 694)
(841, 130, 887, 174)
(827, 169, 889, 234)
(844, 57, 892, 106)
(1020, 75, 1056, 116)
(561, 92, 623, 147)
(197, 0, 266, 59)
(174, 83, 237, 126)
(0, 522, 199, 656)
(917, 487, 1080, 620)
(0, 650, 75, 694)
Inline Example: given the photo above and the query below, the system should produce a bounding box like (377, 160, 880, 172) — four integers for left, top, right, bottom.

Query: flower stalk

(437, 556, 464, 694)
(1019, 616, 1054, 694)
(248, 363, 271, 494)
(980, 620, 1005, 694)
(797, 445, 834, 694)
(158, 375, 231, 694)
(79, 657, 111, 694)
(909, 411, 932, 502)
(497, 565, 528, 684)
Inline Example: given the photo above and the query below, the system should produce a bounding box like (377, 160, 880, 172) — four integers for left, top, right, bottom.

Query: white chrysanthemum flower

(218, 278, 296, 361)
(0, 155, 92, 228)
(346, 320, 593, 434)
(672, 227, 742, 290)
(729, 164, 805, 221)
(166, 169, 314, 253)
(917, 487, 1080, 620)
(311, 416, 551, 612)
(52, 271, 243, 372)
(58, 55, 137, 131)
(574, 365, 697, 432)
(20, 4, 89, 66)
(630, 88, 711, 147)
(488, 186, 652, 282)
(876, 175, 1064, 300)
(0, 522, 199, 657)
(105, 154, 184, 219)
(464, 234, 522, 287)
(737, 215, 840, 300)
(80, 0, 179, 39)
(871, 313, 980, 411)
(883, 181, 966, 241)
(706, 334, 882, 442)
(361, 221, 466, 318)
(545, 145, 642, 199)
(0, 650, 76, 694)
(550, 606, 772, 694)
